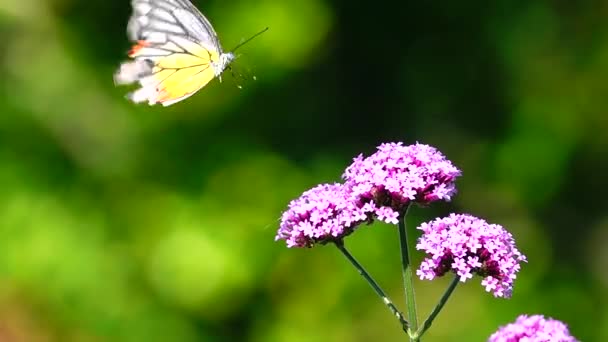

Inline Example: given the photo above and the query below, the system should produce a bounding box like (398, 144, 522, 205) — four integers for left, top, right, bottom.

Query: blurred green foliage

(0, 0, 606, 341)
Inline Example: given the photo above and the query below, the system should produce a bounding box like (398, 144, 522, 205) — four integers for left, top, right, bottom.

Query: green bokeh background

(0, 0, 606, 341)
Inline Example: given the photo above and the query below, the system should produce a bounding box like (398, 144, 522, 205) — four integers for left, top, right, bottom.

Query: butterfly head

(213, 52, 236, 77)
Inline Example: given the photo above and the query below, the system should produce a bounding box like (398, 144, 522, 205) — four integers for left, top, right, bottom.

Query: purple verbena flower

(416, 213, 527, 298)
(488, 314, 579, 342)
(276, 183, 366, 248)
(343, 142, 461, 224)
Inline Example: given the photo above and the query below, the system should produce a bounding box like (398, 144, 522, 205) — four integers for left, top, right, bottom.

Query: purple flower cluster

(276, 142, 461, 247)
(416, 214, 526, 298)
(343, 142, 461, 224)
(488, 315, 579, 342)
(276, 183, 367, 248)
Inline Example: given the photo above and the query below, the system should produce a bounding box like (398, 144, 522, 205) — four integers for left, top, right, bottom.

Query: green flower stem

(413, 275, 460, 340)
(398, 206, 419, 339)
(334, 241, 409, 332)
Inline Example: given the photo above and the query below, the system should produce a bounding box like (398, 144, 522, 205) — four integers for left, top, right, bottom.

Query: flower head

(276, 183, 366, 248)
(488, 314, 579, 342)
(343, 142, 461, 224)
(416, 213, 526, 298)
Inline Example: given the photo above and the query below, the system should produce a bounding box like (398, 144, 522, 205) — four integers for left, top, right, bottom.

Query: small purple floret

(488, 314, 579, 342)
(416, 213, 527, 298)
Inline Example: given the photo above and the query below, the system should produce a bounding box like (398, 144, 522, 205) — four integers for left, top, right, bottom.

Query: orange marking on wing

(156, 87, 173, 103)
(128, 40, 150, 57)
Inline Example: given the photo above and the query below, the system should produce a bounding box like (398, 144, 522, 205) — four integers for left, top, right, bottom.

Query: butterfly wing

(115, 0, 224, 106)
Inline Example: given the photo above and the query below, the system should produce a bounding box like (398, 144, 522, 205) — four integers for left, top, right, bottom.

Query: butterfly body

(115, 0, 233, 106)
(212, 52, 235, 78)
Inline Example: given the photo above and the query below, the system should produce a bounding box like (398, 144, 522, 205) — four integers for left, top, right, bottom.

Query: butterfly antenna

(230, 27, 269, 52)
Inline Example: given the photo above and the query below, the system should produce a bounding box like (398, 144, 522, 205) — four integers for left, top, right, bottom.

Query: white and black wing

(127, 0, 223, 52)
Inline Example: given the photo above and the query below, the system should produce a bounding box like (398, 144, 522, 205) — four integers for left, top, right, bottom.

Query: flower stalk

(334, 240, 409, 332)
(398, 206, 419, 340)
(413, 275, 460, 339)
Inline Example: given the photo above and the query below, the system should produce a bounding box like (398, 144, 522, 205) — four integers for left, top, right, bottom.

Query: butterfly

(114, 0, 267, 106)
